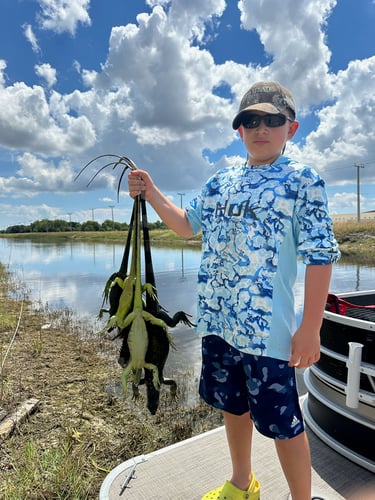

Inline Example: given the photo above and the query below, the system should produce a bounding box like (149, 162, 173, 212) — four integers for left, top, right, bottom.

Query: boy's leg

(224, 411, 254, 491)
(275, 430, 312, 500)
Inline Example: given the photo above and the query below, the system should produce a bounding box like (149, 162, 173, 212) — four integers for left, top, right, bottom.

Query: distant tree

(101, 219, 115, 231)
(149, 220, 168, 230)
(71, 221, 82, 231)
(5, 224, 29, 233)
(52, 219, 70, 232)
(81, 220, 101, 231)
(112, 221, 125, 231)
(4, 217, 163, 234)
(32, 219, 51, 232)
(118, 222, 130, 231)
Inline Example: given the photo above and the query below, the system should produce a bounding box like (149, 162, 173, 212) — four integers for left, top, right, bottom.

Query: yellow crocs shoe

(201, 473, 260, 500)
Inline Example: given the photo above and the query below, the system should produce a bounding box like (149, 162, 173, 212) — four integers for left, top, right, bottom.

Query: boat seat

(346, 307, 375, 323)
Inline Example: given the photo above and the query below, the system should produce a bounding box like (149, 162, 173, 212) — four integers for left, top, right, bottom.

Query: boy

(128, 81, 340, 500)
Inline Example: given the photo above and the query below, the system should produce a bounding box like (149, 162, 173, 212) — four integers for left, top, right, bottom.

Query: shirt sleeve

(294, 167, 340, 265)
(185, 194, 203, 235)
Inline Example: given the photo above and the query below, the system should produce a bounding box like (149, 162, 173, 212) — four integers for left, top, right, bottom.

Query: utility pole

(108, 205, 115, 229)
(67, 212, 72, 231)
(354, 163, 364, 222)
(177, 192, 185, 209)
(91, 208, 95, 222)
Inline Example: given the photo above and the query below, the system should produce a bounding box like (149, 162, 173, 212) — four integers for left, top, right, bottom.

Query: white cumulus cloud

(35, 63, 57, 88)
(37, 0, 91, 35)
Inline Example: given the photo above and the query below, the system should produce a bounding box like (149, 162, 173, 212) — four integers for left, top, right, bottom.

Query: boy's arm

(128, 169, 194, 238)
(289, 264, 332, 368)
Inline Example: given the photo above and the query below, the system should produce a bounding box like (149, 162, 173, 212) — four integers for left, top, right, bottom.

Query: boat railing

(346, 342, 375, 407)
(323, 309, 375, 331)
(303, 291, 375, 473)
(312, 344, 375, 408)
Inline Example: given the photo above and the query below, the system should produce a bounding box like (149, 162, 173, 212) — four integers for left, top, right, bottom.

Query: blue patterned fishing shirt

(186, 156, 340, 361)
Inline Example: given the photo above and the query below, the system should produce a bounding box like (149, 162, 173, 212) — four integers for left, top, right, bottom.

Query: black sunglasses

(241, 113, 293, 129)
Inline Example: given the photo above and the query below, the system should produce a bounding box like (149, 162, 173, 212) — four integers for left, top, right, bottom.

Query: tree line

(2, 218, 168, 234)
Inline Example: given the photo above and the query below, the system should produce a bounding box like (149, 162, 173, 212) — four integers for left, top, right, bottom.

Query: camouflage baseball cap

(232, 81, 296, 130)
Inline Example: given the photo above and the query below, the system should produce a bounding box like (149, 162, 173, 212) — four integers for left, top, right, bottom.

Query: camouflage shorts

(199, 335, 304, 439)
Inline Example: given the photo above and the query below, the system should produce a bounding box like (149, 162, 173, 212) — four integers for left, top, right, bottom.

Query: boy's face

(238, 111, 299, 166)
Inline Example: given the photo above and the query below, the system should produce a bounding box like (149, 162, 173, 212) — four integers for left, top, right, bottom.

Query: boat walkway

(100, 420, 375, 499)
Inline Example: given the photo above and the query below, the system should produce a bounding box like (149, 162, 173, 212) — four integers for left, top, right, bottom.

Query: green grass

(2, 438, 94, 500)
(0, 229, 202, 247)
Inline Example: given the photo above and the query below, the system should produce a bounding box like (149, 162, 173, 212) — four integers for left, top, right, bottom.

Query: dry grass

(0, 264, 222, 499)
(333, 221, 375, 264)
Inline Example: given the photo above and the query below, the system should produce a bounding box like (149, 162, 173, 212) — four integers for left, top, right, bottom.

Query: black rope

(117, 201, 136, 276)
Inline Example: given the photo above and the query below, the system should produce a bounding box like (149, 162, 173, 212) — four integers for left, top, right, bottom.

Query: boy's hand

(128, 169, 154, 200)
(290, 264, 332, 368)
(127, 169, 193, 238)
(288, 325, 321, 368)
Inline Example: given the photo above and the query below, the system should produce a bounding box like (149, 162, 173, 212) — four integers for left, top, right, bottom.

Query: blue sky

(0, 0, 374, 229)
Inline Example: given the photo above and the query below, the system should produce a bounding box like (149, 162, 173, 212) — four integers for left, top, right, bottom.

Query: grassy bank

(0, 228, 201, 247)
(0, 264, 222, 499)
(331, 221, 375, 264)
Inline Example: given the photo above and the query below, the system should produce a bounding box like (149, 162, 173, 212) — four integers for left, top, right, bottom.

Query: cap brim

(232, 103, 280, 129)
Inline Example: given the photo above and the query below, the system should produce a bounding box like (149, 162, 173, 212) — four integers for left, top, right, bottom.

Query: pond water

(1, 236, 374, 376)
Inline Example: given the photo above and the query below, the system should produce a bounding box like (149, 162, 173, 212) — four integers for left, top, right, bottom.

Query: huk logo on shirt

(215, 198, 260, 220)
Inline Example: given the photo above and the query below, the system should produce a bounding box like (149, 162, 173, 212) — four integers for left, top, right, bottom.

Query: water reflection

(0, 237, 374, 374)
(0, 238, 202, 372)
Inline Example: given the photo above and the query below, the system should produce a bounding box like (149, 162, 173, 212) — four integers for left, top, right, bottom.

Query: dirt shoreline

(0, 265, 222, 498)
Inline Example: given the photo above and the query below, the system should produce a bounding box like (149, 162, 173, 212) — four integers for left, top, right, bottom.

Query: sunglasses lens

(241, 115, 261, 129)
(241, 114, 287, 128)
(265, 115, 287, 127)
